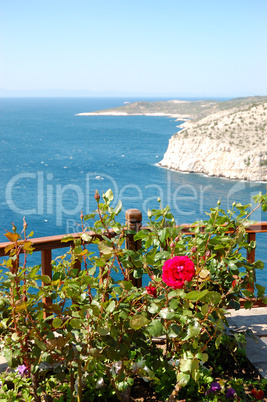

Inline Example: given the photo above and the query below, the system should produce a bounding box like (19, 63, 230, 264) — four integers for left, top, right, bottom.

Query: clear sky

(1, 0, 267, 97)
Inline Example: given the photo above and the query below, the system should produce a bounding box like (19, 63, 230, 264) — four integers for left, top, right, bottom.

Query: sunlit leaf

(61, 235, 75, 243)
(81, 233, 92, 242)
(184, 289, 209, 301)
(130, 315, 149, 330)
(4, 232, 20, 242)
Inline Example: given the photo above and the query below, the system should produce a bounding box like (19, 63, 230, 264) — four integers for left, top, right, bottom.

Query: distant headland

(77, 96, 267, 182)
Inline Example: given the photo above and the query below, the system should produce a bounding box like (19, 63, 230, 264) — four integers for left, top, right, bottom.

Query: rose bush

(0, 189, 266, 401)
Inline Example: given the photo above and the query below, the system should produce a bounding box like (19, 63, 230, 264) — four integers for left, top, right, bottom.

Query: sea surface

(0, 97, 266, 287)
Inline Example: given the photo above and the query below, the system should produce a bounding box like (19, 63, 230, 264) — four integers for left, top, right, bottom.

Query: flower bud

(205, 250, 211, 258)
(94, 190, 100, 201)
(191, 246, 197, 253)
(175, 236, 180, 242)
(157, 197, 161, 203)
(23, 217, 27, 230)
(170, 241, 175, 249)
(147, 210, 152, 218)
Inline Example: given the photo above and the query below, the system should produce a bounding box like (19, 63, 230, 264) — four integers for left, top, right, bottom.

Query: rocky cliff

(159, 101, 267, 182)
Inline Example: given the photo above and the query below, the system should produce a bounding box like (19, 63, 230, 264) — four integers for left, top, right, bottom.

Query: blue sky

(1, 0, 267, 97)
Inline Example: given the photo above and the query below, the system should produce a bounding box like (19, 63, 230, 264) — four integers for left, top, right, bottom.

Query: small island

(77, 96, 267, 182)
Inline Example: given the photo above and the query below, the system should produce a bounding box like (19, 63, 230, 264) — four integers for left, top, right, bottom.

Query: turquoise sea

(0, 97, 266, 287)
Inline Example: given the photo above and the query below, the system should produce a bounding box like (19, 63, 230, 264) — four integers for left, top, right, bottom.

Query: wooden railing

(0, 209, 266, 309)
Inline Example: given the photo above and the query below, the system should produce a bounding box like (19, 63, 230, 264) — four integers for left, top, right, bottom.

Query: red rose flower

(146, 285, 157, 298)
(251, 389, 264, 400)
(162, 256, 195, 289)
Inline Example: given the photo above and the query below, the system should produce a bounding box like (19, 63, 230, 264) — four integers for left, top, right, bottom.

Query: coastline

(156, 162, 267, 184)
(76, 111, 191, 121)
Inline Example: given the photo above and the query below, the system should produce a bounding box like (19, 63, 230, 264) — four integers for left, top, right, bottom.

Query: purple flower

(207, 382, 221, 394)
(226, 388, 236, 398)
(16, 364, 28, 376)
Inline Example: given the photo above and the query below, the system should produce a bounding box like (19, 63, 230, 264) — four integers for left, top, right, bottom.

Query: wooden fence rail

(0, 210, 266, 310)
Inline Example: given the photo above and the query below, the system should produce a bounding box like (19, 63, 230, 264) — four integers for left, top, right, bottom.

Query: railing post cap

(125, 209, 142, 222)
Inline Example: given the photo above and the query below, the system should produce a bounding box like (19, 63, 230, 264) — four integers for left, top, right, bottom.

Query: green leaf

(130, 315, 149, 330)
(196, 352, 208, 362)
(168, 324, 180, 338)
(61, 235, 75, 243)
(98, 241, 113, 256)
(191, 359, 199, 381)
(3, 349, 20, 368)
(104, 189, 114, 202)
(114, 200, 122, 215)
(52, 318, 63, 329)
(106, 299, 116, 313)
(202, 291, 222, 305)
(255, 284, 266, 297)
(168, 289, 185, 298)
(184, 289, 209, 301)
(39, 275, 51, 284)
(148, 303, 159, 314)
(147, 319, 163, 337)
(215, 334, 222, 349)
(244, 300, 253, 309)
(253, 260, 264, 270)
(159, 307, 175, 320)
(201, 304, 209, 315)
(177, 372, 190, 387)
(81, 233, 92, 242)
(11, 333, 19, 342)
(187, 321, 201, 338)
(118, 280, 133, 291)
(35, 339, 47, 351)
(180, 358, 192, 372)
(96, 325, 109, 336)
(70, 318, 81, 328)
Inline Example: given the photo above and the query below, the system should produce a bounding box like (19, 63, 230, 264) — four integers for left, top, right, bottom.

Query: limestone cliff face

(159, 102, 267, 182)
(160, 136, 267, 181)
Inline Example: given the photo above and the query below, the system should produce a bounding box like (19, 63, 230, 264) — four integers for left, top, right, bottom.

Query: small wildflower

(207, 382, 221, 394)
(16, 364, 28, 376)
(226, 388, 236, 399)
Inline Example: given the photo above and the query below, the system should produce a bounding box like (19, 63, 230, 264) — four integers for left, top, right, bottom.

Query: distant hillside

(77, 96, 267, 122)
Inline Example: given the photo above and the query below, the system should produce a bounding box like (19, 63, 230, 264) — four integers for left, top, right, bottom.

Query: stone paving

(227, 307, 267, 378)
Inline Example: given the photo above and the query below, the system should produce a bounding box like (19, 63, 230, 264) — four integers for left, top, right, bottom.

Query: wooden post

(125, 209, 142, 288)
(247, 232, 256, 293)
(41, 249, 52, 317)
